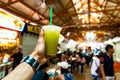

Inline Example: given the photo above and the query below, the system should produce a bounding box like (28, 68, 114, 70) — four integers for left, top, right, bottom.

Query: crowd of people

(1, 29, 116, 80)
(56, 44, 115, 80)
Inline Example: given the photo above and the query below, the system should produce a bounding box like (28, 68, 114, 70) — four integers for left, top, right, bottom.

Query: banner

(0, 9, 25, 31)
(27, 25, 41, 34)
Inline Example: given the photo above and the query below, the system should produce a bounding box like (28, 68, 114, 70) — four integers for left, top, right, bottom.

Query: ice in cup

(42, 25, 62, 56)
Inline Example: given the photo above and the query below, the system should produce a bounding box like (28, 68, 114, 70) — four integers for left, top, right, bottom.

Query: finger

(40, 57, 47, 65)
(39, 29, 44, 38)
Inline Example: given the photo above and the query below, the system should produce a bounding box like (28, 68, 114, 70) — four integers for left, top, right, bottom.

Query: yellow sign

(28, 26, 41, 34)
(0, 9, 25, 31)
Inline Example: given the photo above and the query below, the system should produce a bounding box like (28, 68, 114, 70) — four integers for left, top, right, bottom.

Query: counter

(0, 62, 13, 79)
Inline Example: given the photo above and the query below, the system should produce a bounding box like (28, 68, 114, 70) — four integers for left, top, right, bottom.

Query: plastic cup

(42, 25, 62, 56)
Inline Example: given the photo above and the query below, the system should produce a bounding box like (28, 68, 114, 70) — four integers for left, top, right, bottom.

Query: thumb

(39, 29, 44, 37)
(37, 29, 44, 43)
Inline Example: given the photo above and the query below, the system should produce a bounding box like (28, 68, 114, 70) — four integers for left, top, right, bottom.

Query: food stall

(0, 28, 19, 59)
(0, 9, 25, 79)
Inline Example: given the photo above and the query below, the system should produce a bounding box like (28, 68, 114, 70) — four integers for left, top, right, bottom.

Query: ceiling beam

(0, 0, 21, 7)
(52, 1, 66, 23)
(58, 0, 75, 26)
(64, 26, 120, 32)
(93, 0, 119, 25)
(109, 0, 118, 4)
(107, 13, 120, 23)
(53, 1, 72, 19)
(103, 10, 115, 24)
(77, 1, 88, 11)
(93, 0, 106, 25)
(103, 6, 120, 22)
(63, 21, 120, 27)
(58, 0, 70, 21)
(53, 0, 120, 18)
(1, 1, 48, 25)
(88, 0, 90, 26)
(20, 1, 55, 25)
(1, 7, 45, 25)
(53, 0, 77, 19)
(53, 7, 120, 18)
(42, 7, 48, 15)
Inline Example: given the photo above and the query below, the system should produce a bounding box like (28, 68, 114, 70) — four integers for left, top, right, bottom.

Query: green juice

(42, 25, 62, 56)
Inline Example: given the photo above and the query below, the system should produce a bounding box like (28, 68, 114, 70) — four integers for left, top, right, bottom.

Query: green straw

(50, 7, 52, 25)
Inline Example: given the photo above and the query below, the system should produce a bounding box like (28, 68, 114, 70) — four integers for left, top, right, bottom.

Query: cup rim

(42, 25, 62, 30)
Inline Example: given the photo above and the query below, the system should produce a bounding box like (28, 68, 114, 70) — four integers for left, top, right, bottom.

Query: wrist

(30, 53, 40, 62)
(21, 56, 41, 71)
(30, 52, 45, 65)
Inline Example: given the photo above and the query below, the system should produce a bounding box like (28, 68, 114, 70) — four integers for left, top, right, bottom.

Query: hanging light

(36, 0, 47, 9)
(85, 32, 96, 42)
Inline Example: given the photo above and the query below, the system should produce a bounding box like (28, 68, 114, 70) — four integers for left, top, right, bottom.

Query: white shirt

(59, 42, 68, 53)
(91, 56, 100, 75)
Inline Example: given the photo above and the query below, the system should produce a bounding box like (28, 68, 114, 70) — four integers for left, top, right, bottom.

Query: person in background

(75, 49, 85, 74)
(72, 51, 78, 70)
(91, 54, 101, 80)
(54, 61, 74, 80)
(60, 51, 69, 62)
(2, 29, 46, 80)
(60, 51, 73, 73)
(78, 53, 86, 74)
(100, 44, 115, 80)
(10, 47, 23, 69)
(67, 53, 73, 73)
(60, 52, 67, 62)
(85, 47, 93, 66)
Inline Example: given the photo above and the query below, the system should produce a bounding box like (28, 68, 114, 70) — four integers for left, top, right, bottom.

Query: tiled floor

(73, 66, 120, 80)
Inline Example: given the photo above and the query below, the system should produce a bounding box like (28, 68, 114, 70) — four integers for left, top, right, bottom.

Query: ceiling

(0, 0, 120, 42)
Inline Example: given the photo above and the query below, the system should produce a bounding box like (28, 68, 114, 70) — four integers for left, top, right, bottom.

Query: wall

(22, 33, 38, 57)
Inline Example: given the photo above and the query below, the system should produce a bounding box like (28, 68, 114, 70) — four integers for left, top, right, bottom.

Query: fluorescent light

(30, 22, 37, 26)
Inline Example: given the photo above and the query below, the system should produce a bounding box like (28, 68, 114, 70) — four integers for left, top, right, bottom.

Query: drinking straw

(50, 7, 52, 25)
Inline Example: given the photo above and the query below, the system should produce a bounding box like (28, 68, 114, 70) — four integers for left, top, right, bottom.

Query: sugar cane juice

(42, 25, 62, 56)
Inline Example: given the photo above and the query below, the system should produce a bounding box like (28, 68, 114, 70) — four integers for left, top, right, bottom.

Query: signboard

(28, 25, 41, 34)
(0, 9, 25, 31)
(0, 28, 18, 40)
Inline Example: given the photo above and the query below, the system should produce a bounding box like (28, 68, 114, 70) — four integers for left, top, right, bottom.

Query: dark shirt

(32, 70, 49, 80)
(63, 73, 74, 80)
(11, 52, 23, 65)
(32, 62, 49, 80)
(100, 53, 114, 76)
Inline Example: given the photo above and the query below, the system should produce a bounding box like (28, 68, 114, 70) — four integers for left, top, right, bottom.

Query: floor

(73, 66, 120, 80)
(2, 64, 120, 80)
(73, 66, 92, 80)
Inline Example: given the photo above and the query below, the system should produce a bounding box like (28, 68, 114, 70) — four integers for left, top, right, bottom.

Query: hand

(114, 75, 116, 80)
(55, 66, 60, 71)
(40, 57, 47, 65)
(30, 29, 45, 64)
(102, 77, 106, 80)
